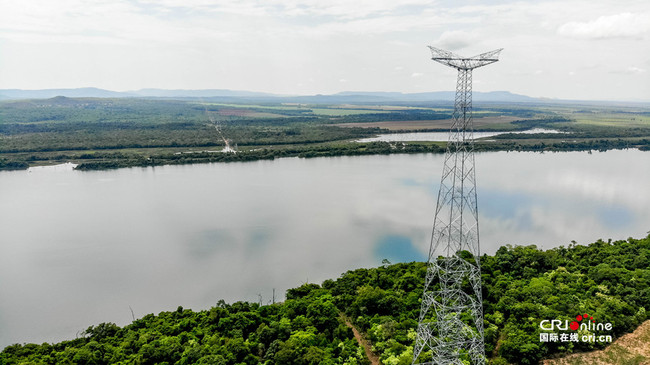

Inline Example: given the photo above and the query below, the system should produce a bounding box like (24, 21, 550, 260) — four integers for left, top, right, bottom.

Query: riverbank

(2, 136, 649, 171)
(2, 97, 649, 171)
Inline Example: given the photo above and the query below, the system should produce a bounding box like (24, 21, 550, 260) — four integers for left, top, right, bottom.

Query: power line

(412, 46, 502, 365)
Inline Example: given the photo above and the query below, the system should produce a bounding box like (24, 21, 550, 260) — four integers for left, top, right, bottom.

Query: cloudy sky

(1, 0, 649, 100)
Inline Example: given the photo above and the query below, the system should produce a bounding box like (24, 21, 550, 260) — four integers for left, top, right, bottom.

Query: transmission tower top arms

(429, 46, 503, 70)
(412, 46, 501, 365)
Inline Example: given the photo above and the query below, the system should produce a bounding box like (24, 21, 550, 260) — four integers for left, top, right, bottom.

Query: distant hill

(0, 88, 276, 100)
(41, 96, 87, 105)
(0, 87, 536, 102)
(129, 89, 277, 98)
(0, 87, 129, 99)
(1, 88, 644, 105)
(330, 90, 537, 103)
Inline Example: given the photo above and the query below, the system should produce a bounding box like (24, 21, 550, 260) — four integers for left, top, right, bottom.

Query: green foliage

(0, 157, 28, 170)
(1, 234, 649, 364)
(509, 116, 573, 129)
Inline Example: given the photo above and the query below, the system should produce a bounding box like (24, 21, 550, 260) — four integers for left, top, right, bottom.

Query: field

(334, 115, 523, 131)
(199, 102, 391, 117)
(1, 97, 650, 170)
(570, 112, 650, 128)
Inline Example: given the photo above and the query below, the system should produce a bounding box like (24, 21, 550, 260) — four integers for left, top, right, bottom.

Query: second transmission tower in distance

(412, 46, 502, 365)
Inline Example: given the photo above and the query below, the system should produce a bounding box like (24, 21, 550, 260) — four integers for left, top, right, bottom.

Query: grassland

(1, 97, 649, 170)
(309, 108, 389, 116)
(199, 102, 391, 116)
(569, 112, 650, 128)
(334, 115, 523, 131)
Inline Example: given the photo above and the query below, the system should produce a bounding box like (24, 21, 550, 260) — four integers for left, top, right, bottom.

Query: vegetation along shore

(1, 97, 649, 171)
(2, 233, 649, 364)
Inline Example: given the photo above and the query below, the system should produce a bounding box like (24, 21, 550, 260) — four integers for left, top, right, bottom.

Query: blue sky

(0, 0, 648, 100)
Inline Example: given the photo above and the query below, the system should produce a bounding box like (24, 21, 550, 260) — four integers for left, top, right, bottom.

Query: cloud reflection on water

(0, 150, 648, 348)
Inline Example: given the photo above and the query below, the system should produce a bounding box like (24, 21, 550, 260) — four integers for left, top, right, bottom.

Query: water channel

(356, 128, 562, 142)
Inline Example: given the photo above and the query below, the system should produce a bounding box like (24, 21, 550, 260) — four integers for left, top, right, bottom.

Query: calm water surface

(356, 128, 562, 142)
(1, 150, 649, 347)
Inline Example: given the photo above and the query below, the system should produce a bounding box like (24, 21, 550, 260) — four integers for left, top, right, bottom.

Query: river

(355, 128, 562, 142)
(1, 149, 649, 348)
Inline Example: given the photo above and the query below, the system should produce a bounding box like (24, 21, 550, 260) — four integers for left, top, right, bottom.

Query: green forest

(2, 234, 649, 365)
(2, 97, 650, 170)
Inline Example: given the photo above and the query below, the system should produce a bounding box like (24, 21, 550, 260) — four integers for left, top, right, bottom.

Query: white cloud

(627, 66, 647, 74)
(136, 0, 270, 16)
(137, 0, 433, 20)
(610, 66, 647, 75)
(557, 12, 650, 39)
(0, 0, 648, 99)
(0, 0, 442, 46)
(299, 13, 443, 39)
(436, 30, 476, 51)
(268, 0, 432, 20)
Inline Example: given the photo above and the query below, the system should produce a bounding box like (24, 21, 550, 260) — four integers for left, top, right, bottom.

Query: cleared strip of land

(217, 108, 283, 118)
(333, 115, 523, 130)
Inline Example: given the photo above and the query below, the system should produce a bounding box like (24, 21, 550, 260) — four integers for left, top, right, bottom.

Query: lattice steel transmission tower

(412, 46, 502, 365)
